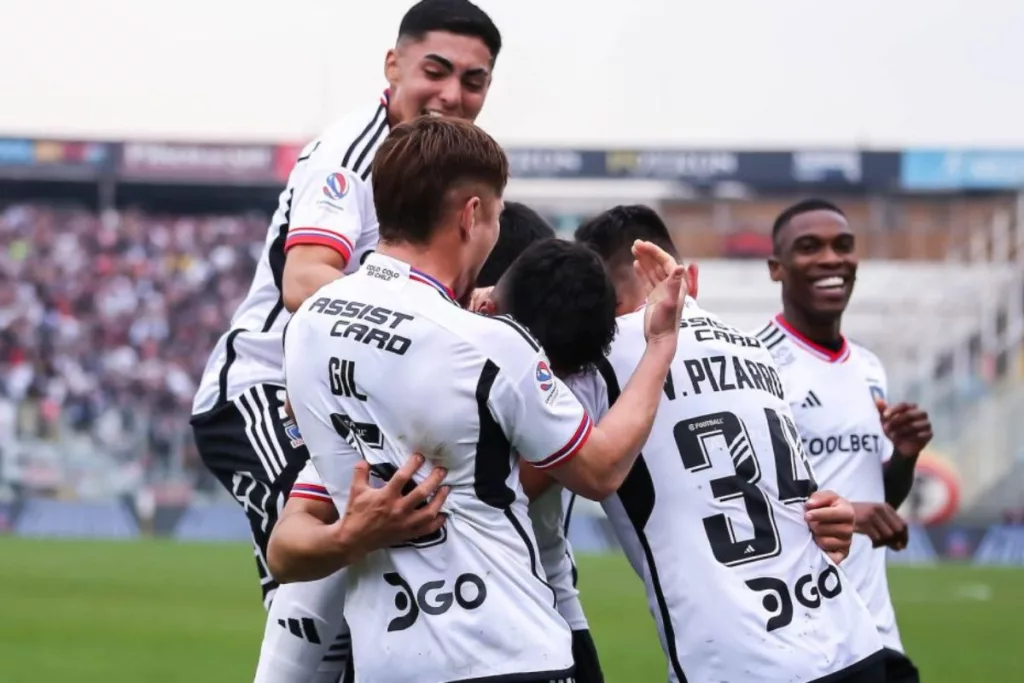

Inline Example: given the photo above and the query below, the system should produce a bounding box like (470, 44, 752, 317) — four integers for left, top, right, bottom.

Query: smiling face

(769, 209, 858, 322)
(385, 30, 494, 124)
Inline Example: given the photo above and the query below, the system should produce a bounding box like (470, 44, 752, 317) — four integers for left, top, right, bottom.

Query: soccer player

(190, 0, 503, 610)
(267, 236, 615, 683)
(252, 207, 605, 683)
(754, 199, 934, 683)
(574, 206, 885, 683)
(282, 117, 687, 683)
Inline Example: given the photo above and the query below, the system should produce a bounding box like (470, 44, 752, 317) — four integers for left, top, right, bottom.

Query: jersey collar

(774, 314, 850, 363)
(363, 252, 458, 305)
(409, 268, 458, 303)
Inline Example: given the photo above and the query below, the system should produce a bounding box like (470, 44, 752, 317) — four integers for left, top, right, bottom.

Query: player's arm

(877, 399, 933, 509)
(520, 462, 556, 501)
(267, 478, 347, 583)
(504, 242, 686, 501)
(281, 161, 366, 311)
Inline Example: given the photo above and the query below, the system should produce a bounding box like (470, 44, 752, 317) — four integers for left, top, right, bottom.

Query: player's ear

(384, 48, 400, 87)
(459, 196, 480, 243)
(767, 256, 783, 283)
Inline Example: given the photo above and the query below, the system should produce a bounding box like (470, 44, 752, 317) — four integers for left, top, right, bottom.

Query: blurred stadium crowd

(0, 203, 266, 491)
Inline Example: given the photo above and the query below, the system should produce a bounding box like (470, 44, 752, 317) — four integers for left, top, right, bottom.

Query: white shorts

(253, 570, 350, 683)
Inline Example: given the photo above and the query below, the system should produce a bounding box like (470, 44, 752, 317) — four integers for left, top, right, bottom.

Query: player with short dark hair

(755, 199, 933, 683)
(575, 204, 885, 683)
(282, 117, 686, 683)
(192, 0, 503, 606)
(575, 205, 695, 315)
(489, 238, 617, 376)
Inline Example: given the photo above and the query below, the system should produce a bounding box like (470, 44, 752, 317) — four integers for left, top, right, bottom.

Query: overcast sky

(1, 0, 1022, 147)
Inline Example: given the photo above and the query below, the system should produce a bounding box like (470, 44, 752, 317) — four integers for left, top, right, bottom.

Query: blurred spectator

(0, 203, 266, 486)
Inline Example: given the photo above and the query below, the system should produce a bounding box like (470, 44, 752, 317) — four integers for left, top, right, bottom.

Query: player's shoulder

(750, 316, 801, 371)
(287, 274, 359, 329)
(302, 91, 389, 171)
(848, 338, 886, 375)
(460, 312, 548, 370)
(607, 308, 646, 359)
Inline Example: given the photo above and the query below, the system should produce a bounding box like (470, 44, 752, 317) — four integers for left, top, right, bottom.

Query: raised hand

(632, 240, 688, 345)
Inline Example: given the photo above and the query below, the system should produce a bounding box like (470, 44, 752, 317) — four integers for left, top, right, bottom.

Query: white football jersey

(575, 300, 883, 683)
(192, 91, 389, 414)
(290, 456, 590, 632)
(283, 252, 591, 683)
(754, 315, 904, 653)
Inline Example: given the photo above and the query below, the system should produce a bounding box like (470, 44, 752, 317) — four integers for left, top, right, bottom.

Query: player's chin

(803, 290, 850, 317)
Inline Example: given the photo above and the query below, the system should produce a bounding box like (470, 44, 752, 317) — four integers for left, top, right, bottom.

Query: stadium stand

(0, 203, 266, 496)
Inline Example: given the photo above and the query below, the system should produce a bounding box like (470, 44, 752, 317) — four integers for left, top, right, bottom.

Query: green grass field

(0, 537, 1019, 682)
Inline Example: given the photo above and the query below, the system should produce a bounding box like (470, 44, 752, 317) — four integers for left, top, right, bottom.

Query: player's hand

(634, 240, 688, 346)
(336, 454, 450, 555)
(468, 286, 496, 314)
(805, 490, 855, 565)
(876, 399, 933, 459)
(852, 501, 908, 550)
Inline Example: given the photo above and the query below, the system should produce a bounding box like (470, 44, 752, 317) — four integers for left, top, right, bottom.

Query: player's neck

(780, 302, 843, 348)
(377, 242, 463, 300)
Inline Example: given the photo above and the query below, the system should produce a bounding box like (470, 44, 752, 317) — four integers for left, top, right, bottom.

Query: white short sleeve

(565, 370, 610, 423)
(283, 142, 367, 265)
(492, 351, 593, 471)
(290, 460, 332, 503)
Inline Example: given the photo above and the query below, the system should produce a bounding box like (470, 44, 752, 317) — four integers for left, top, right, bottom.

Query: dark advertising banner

(901, 150, 1024, 190)
(0, 138, 112, 180)
(508, 148, 900, 191)
(119, 142, 278, 184)
(507, 148, 593, 179)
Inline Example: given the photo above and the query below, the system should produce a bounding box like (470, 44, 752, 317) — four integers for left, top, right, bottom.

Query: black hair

(574, 204, 677, 267)
(498, 239, 617, 377)
(771, 198, 846, 244)
(476, 202, 556, 288)
(398, 0, 502, 62)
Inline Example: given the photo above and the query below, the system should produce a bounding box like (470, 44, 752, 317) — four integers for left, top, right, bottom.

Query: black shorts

(571, 629, 604, 683)
(191, 383, 311, 607)
(884, 648, 920, 683)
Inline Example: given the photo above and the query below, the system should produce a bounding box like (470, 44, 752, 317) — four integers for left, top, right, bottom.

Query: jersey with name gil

(283, 252, 593, 683)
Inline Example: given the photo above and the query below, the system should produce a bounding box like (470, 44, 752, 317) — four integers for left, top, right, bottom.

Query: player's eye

(794, 239, 820, 254)
(424, 69, 446, 80)
(833, 237, 855, 253)
(462, 78, 486, 93)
